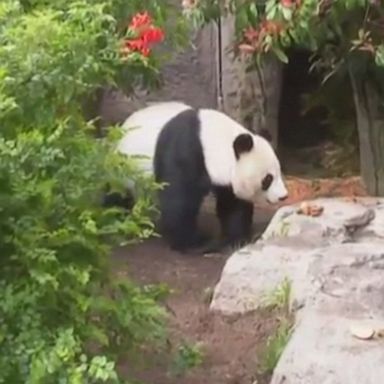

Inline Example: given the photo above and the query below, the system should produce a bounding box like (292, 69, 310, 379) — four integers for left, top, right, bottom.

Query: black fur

(154, 108, 254, 253)
(153, 108, 211, 251)
(102, 183, 134, 211)
(214, 186, 254, 247)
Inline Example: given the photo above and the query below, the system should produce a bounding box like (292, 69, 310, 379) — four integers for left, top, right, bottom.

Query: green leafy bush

(0, 1, 186, 382)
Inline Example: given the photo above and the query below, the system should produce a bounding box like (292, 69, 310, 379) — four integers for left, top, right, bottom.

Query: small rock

(349, 323, 375, 340)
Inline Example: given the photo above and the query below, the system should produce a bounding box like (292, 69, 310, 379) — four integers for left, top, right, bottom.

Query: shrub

(0, 1, 186, 382)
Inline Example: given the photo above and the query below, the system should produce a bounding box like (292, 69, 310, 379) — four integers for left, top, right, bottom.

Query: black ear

(258, 129, 272, 142)
(233, 133, 254, 159)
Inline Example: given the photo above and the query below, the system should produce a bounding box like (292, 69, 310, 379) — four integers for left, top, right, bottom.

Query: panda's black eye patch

(262, 174, 273, 191)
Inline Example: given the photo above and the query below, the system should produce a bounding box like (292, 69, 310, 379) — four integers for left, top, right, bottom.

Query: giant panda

(104, 101, 288, 253)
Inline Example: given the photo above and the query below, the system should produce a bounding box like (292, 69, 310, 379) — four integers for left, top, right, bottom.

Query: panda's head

(231, 133, 288, 204)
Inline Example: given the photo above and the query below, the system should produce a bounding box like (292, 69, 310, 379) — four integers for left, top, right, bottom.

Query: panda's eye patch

(262, 174, 274, 191)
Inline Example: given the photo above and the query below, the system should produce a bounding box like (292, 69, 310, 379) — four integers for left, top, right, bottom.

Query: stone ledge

(210, 198, 384, 384)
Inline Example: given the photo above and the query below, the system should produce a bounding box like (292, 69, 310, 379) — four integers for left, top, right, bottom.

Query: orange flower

(121, 11, 164, 58)
(129, 11, 152, 30)
(261, 20, 283, 35)
(142, 26, 165, 45)
(244, 27, 259, 43)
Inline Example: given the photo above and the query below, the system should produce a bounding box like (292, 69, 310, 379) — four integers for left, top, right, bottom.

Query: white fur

(118, 102, 288, 204)
(118, 101, 191, 173)
(197, 108, 287, 203)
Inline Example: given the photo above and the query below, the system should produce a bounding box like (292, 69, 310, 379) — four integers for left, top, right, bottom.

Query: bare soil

(113, 206, 279, 384)
(110, 176, 367, 384)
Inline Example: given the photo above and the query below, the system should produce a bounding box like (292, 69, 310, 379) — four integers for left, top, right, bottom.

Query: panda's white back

(118, 101, 191, 173)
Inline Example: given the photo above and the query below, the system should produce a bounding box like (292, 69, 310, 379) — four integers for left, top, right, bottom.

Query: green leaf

(375, 45, 384, 67)
(281, 5, 293, 21)
(266, 0, 278, 19)
(248, 2, 258, 19)
(272, 46, 289, 63)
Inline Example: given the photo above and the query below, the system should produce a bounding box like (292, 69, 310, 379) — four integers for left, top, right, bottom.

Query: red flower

(121, 11, 164, 58)
(281, 0, 294, 7)
(123, 38, 150, 57)
(129, 11, 152, 30)
(142, 26, 165, 45)
(240, 19, 285, 56)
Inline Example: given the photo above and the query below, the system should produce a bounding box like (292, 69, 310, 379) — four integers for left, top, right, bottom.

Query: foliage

(301, 70, 360, 176)
(258, 280, 294, 376)
(259, 317, 293, 375)
(261, 277, 292, 314)
(183, 1, 381, 177)
(170, 341, 205, 377)
(184, 1, 384, 77)
(0, 0, 187, 382)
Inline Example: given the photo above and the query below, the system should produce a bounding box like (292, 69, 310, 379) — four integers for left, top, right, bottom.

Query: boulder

(210, 198, 384, 384)
(271, 242, 384, 384)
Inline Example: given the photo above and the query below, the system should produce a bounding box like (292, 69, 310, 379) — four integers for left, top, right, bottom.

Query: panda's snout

(265, 176, 288, 204)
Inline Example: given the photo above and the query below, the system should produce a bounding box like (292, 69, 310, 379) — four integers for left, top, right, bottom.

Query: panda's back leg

(102, 183, 135, 211)
(214, 186, 254, 248)
(158, 178, 208, 251)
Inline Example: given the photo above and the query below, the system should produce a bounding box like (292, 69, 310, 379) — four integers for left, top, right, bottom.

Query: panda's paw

(168, 232, 210, 255)
(199, 239, 228, 255)
(171, 232, 213, 255)
(193, 232, 210, 247)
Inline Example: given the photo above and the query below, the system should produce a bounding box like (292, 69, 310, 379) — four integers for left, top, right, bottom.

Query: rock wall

(220, 16, 282, 148)
(100, 24, 218, 126)
(211, 197, 384, 384)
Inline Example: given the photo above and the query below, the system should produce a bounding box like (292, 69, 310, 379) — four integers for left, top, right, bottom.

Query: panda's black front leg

(213, 186, 254, 251)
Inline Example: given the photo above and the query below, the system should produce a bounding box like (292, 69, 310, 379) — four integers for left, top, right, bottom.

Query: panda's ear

(233, 133, 254, 159)
(258, 129, 272, 142)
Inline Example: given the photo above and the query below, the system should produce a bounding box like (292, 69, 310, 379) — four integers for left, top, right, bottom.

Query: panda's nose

(279, 194, 288, 202)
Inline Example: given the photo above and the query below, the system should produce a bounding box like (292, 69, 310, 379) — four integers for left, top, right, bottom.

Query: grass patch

(261, 277, 292, 314)
(259, 317, 293, 375)
(258, 277, 294, 376)
(169, 341, 204, 377)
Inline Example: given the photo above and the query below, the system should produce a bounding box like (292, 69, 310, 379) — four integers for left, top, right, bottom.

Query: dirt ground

(113, 204, 279, 384)
(111, 177, 368, 384)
